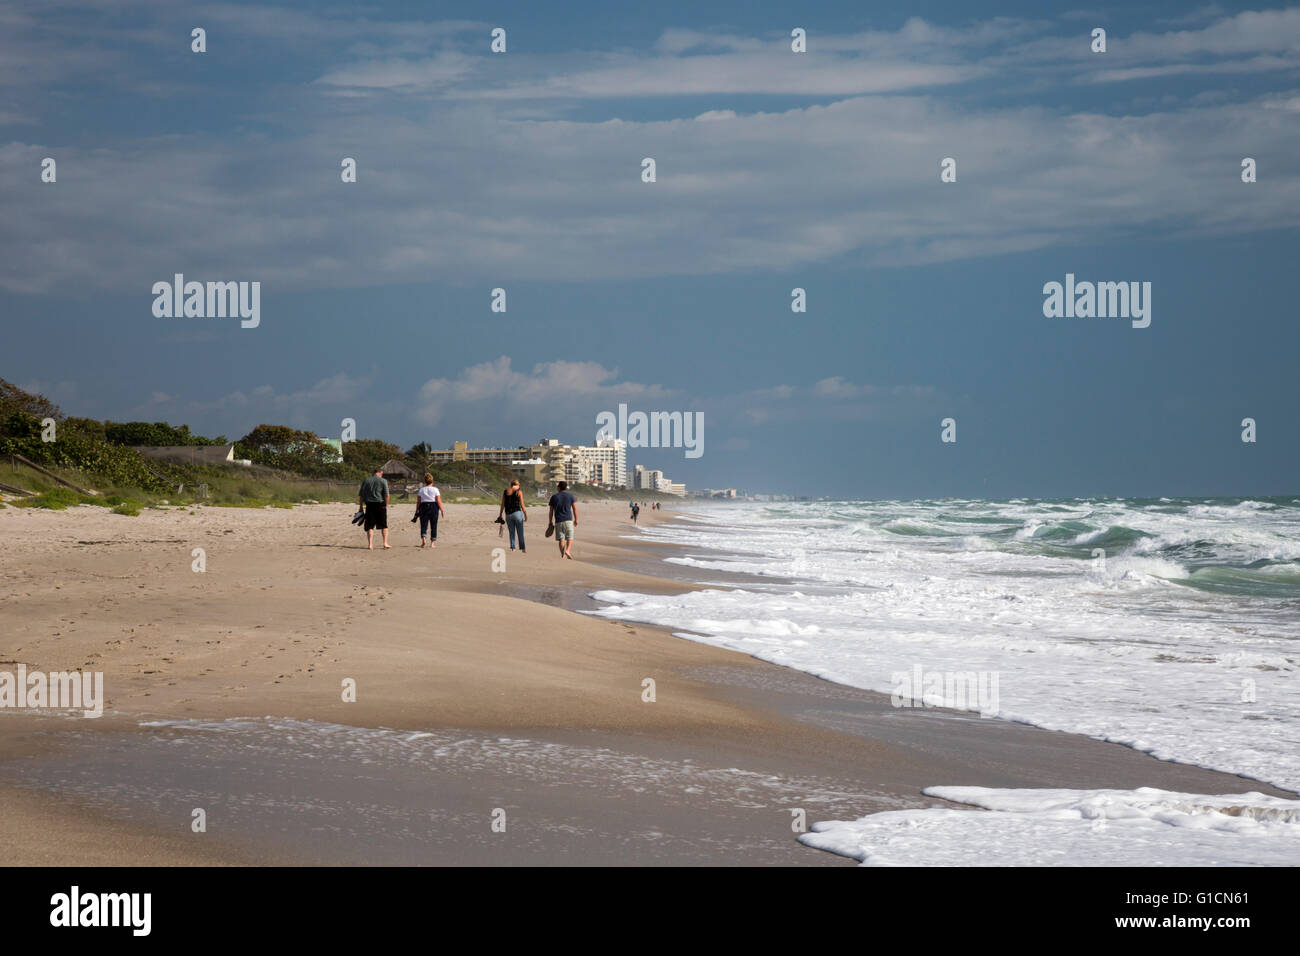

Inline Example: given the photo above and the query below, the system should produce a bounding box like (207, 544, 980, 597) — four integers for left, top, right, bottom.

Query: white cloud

(17, 379, 79, 407)
(315, 51, 476, 90)
(415, 357, 673, 426)
(3, 8, 1298, 295)
(814, 377, 875, 399)
(140, 373, 374, 434)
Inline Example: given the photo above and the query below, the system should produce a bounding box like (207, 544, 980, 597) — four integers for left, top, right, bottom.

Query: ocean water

(590, 497, 1300, 793)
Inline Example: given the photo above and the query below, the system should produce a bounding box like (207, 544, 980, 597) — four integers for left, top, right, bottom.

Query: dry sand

(0, 498, 1290, 865)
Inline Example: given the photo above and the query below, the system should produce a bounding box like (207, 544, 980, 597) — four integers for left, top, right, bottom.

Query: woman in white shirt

(413, 473, 446, 548)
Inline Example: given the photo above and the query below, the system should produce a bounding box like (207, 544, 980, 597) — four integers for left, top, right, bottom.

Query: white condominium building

(576, 438, 627, 489)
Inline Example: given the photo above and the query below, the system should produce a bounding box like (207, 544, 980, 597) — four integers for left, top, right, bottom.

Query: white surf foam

(590, 499, 1300, 792)
(801, 786, 1300, 866)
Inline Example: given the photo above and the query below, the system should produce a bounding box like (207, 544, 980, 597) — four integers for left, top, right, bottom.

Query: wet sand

(0, 500, 1290, 866)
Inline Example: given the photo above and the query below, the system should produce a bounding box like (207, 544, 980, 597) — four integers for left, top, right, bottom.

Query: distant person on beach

(358, 466, 390, 550)
(413, 474, 446, 549)
(548, 481, 578, 559)
(498, 479, 527, 553)
(632, 502, 640, 524)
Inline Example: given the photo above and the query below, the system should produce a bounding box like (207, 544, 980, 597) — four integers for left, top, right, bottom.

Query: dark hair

(557, 481, 567, 491)
(373, 466, 383, 474)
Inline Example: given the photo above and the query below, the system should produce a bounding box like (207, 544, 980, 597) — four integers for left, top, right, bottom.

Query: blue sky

(3, 0, 1298, 497)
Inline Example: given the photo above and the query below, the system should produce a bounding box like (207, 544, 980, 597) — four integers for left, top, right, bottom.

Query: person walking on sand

(413, 473, 446, 549)
(358, 466, 391, 550)
(498, 479, 527, 553)
(631, 502, 640, 524)
(548, 480, 578, 559)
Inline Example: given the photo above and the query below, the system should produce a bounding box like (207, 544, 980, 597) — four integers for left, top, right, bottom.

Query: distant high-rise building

(633, 466, 664, 491)
(578, 438, 627, 489)
(427, 437, 628, 488)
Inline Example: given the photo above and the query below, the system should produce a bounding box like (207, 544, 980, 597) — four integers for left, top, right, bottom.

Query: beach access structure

(136, 444, 239, 467)
(380, 459, 419, 495)
(8, 453, 97, 497)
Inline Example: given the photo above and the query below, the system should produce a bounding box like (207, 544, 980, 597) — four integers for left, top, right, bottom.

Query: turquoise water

(592, 495, 1300, 790)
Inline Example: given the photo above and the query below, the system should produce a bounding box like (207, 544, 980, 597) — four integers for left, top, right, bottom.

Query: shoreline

(0, 501, 1292, 866)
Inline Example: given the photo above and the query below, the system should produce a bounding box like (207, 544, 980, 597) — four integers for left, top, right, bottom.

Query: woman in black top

(498, 480, 527, 552)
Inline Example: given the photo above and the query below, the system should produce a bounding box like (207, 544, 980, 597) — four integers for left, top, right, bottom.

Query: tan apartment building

(426, 438, 627, 488)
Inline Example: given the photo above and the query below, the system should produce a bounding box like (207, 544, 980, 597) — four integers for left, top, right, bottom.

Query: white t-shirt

(417, 485, 440, 503)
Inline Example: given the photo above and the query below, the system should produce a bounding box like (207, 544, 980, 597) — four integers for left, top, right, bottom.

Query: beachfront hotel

(633, 465, 686, 496)
(428, 437, 628, 488)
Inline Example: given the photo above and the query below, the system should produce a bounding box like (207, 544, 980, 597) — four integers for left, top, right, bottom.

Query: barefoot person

(497, 479, 527, 553)
(413, 474, 446, 549)
(548, 480, 578, 559)
(358, 466, 390, 550)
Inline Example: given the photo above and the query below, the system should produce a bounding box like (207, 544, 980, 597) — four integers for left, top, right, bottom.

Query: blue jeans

(506, 511, 525, 549)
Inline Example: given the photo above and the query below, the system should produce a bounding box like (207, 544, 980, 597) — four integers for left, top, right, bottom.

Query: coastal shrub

(0, 379, 61, 422)
(61, 417, 108, 442)
(235, 424, 359, 480)
(0, 435, 175, 493)
(104, 421, 225, 447)
(111, 499, 142, 516)
(343, 438, 403, 471)
(13, 487, 90, 510)
(0, 411, 43, 440)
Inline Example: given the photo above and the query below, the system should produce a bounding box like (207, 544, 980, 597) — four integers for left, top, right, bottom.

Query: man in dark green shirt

(358, 467, 391, 549)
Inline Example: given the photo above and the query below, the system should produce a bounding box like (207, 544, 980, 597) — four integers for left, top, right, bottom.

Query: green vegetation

(0, 378, 683, 513)
(0, 379, 60, 421)
(104, 421, 226, 447)
(0, 434, 180, 492)
(12, 487, 91, 510)
(236, 424, 358, 480)
(343, 438, 403, 472)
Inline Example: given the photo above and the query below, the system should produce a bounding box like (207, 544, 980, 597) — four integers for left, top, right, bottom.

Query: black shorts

(364, 502, 387, 530)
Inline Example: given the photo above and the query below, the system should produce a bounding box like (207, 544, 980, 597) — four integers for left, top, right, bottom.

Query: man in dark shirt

(548, 481, 578, 559)
(358, 466, 391, 550)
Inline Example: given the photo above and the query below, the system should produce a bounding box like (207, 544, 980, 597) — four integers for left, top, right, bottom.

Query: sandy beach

(0, 500, 1291, 866)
